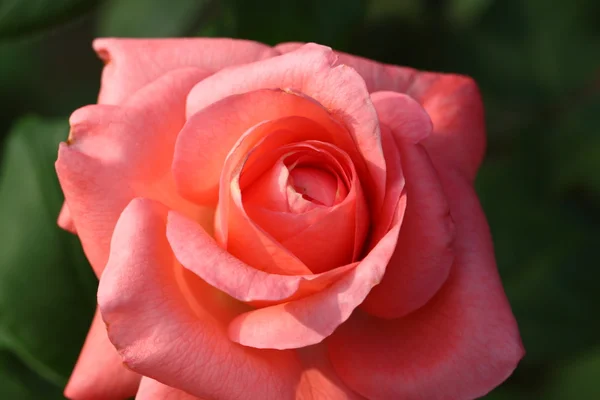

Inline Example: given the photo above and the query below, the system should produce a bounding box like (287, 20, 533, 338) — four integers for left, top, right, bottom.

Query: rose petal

(56, 68, 210, 276)
(275, 44, 486, 179)
(226, 199, 406, 350)
(174, 89, 363, 205)
(361, 92, 453, 319)
(94, 38, 277, 105)
(98, 198, 304, 400)
(219, 118, 338, 275)
(243, 144, 351, 241)
(57, 202, 76, 234)
(370, 91, 432, 144)
(213, 114, 366, 275)
(136, 378, 201, 400)
(64, 309, 140, 400)
(367, 125, 404, 245)
(328, 170, 524, 400)
(275, 42, 417, 93)
(242, 156, 292, 212)
(235, 139, 367, 273)
(186, 43, 386, 213)
(362, 142, 454, 319)
(265, 144, 368, 272)
(167, 210, 357, 307)
(296, 345, 366, 400)
(399, 72, 485, 183)
(288, 166, 337, 206)
(367, 92, 432, 247)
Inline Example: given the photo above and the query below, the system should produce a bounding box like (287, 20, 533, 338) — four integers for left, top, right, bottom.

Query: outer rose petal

(409, 73, 486, 182)
(56, 68, 210, 276)
(136, 378, 201, 400)
(186, 43, 386, 213)
(275, 42, 485, 180)
(94, 38, 277, 105)
(275, 42, 416, 93)
(57, 202, 76, 234)
(361, 92, 454, 319)
(296, 345, 366, 400)
(362, 142, 454, 319)
(98, 198, 305, 400)
(328, 170, 524, 400)
(167, 210, 357, 307)
(64, 309, 140, 400)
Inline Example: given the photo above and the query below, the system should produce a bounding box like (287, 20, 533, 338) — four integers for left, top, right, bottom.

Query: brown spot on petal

(66, 129, 75, 146)
(120, 361, 135, 372)
(96, 48, 111, 65)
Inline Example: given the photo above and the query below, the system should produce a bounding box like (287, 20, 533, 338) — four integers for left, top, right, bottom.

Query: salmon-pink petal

(295, 345, 366, 400)
(367, 92, 432, 246)
(328, 170, 524, 400)
(408, 73, 486, 181)
(98, 198, 305, 400)
(276, 196, 355, 273)
(186, 43, 386, 213)
(136, 378, 201, 400)
(239, 140, 367, 273)
(94, 38, 277, 105)
(64, 309, 140, 400)
(370, 91, 432, 144)
(275, 44, 485, 178)
(227, 199, 405, 350)
(368, 125, 404, 246)
(280, 158, 367, 271)
(56, 68, 210, 276)
(242, 159, 290, 211)
(216, 117, 354, 275)
(167, 210, 357, 307)
(57, 202, 76, 234)
(275, 42, 417, 93)
(174, 89, 363, 205)
(243, 146, 351, 241)
(361, 92, 453, 319)
(288, 167, 337, 206)
(362, 142, 454, 318)
(240, 140, 353, 213)
(274, 42, 304, 54)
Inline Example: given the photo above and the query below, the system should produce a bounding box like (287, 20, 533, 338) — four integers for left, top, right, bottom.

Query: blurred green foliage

(0, 0, 598, 398)
(0, 118, 97, 398)
(0, 0, 97, 38)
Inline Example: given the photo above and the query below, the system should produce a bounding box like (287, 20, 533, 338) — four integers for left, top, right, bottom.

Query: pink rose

(56, 38, 523, 400)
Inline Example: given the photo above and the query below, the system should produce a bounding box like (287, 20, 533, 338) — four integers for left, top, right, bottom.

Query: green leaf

(97, 0, 207, 38)
(0, 346, 63, 399)
(0, 116, 97, 387)
(0, 0, 98, 38)
(545, 350, 600, 399)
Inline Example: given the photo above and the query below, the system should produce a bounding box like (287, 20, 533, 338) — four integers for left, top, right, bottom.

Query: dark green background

(0, 0, 598, 398)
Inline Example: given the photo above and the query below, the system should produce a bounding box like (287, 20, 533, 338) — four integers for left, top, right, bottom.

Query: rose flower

(56, 38, 524, 400)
